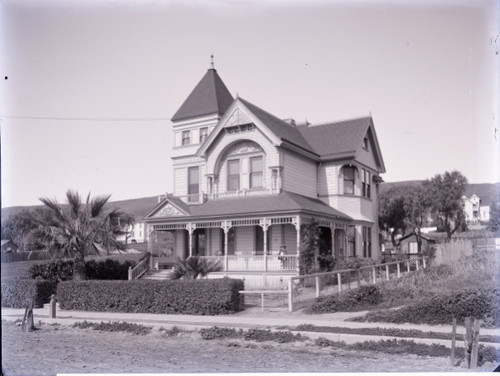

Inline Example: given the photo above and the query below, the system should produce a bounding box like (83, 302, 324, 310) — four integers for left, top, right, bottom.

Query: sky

(1, 0, 499, 208)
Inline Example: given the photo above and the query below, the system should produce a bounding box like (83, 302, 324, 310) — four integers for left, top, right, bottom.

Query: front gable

(197, 99, 282, 159)
(145, 199, 190, 220)
(354, 121, 386, 173)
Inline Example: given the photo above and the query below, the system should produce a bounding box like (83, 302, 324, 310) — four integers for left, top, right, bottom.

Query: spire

(171, 66, 234, 122)
(210, 54, 215, 70)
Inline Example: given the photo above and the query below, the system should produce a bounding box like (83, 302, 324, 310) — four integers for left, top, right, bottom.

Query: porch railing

(128, 252, 153, 280)
(194, 254, 297, 272)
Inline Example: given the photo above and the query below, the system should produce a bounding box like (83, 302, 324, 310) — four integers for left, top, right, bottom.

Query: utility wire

(1, 115, 171, 122)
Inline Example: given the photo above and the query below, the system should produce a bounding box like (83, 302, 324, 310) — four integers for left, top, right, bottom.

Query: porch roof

(145, 191, 352, 222)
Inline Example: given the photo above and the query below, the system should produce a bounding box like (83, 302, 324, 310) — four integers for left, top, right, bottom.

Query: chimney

(282, 118, 296, 126)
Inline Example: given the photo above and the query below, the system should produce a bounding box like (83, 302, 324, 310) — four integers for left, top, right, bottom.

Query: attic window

(362, 137, 369, 150)
(182, 130, 191, 146)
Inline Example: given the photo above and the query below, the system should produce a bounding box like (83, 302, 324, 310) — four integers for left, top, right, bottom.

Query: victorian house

(144, 64, 386, 288)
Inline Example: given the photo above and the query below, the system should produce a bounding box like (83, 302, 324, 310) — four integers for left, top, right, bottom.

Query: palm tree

(171, 257, 223, 280)
(33, 190, 134, 280)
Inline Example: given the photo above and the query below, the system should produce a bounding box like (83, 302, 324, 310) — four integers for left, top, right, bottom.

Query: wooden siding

(235, 227, 255, 255)
(174, 229, 186, 258)
(318, 162, 341, 196)
(209, 228, 223, 255)
(282, 150, 317, 198)
(174, 168, 187, 196)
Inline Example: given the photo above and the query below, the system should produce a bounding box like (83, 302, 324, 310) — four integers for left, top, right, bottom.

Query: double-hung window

(182, 130, 191, 146)
(363, 226, 372, 258)
(227, 160, 240, 191)
(188, 166, 199, 202)
(249, 156, 263, 189)
(343, 167, 355, 195)
(199, 127, 208, 143)
(362, 169, 371, 198)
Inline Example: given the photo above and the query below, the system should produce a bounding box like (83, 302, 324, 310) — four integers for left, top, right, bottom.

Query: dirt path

(1, 320, 493, 375)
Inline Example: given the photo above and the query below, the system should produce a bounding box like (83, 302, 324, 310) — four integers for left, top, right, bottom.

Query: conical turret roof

(171, 68, 234, 122)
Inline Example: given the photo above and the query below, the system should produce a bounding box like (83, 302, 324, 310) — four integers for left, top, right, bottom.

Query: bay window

(249, 156, 263, 188)
(227, 159, 240, 191)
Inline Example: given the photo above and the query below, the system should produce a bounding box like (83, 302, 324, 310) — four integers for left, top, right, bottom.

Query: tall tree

(32, 190, 134, 280)
(425, 171, 468, 241)
(403, 185, 432, 252)
(379, 187, 407, 246)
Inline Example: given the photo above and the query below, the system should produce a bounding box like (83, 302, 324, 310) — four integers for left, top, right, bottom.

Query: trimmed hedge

(307, 285, 382, 314)
(57, 278, 245, 315)
(29, 258, 136, 281)
(355, 288, 500, 327)
(1, 279, 58, 308)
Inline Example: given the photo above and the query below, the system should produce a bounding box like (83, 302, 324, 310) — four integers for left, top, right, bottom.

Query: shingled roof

(146, 191, 351, 221)
(297, 117, 372, 158)
(171, 69, 234, 122)
(238, 98, 315, 154)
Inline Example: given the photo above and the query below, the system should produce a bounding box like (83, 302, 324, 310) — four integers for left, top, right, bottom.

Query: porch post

(293, 215, 301, 273)
(222, 221, 232, 271)
(260, 218, 270, 272)
(330, 224, 336, 258)
(187, 223, 195, 258)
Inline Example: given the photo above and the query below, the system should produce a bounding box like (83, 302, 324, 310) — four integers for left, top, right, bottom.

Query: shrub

(307, 285, 382, 314)
(1, 279, 58, 308)
(29, 258, 135, 281)
(85, 259, 136, 280)
(29, 260, 74, 281)
(57, 278, 244, 315)
(200, 327, 305, 343)
(354, 288, 500, 327)
(72, 320, 152, 335)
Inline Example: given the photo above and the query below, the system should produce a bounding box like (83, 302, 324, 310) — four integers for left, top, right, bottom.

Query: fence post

(416, 258, 419, 271)
(288, 278, 293, 312)
(397, 262, 401, 278)
(406, 260, 410, 273)
(128, 266, 132, 281)
(337, 273, 342, 292)
(372, 267, 376, 284)
(315, 276, 320, 298)
(49, 294, 57, 319)
(385, 264, 389, 280)
(450, 316, 457, 366)
(423, 257, 426, 269)
(470, 319, 481, 369)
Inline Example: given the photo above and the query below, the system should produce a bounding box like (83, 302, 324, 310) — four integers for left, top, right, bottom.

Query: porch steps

(142, 269, 174, 281)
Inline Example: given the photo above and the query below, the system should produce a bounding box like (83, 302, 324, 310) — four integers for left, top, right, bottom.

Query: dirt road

(1, 320, 492, 375)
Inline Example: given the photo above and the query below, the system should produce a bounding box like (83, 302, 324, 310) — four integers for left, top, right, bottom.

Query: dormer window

(343, 166, 355, 195)
(199, 127, 208, 143)
(182, 130, 191, 146)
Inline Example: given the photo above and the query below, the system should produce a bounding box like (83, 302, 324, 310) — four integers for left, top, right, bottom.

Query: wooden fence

(1, 251, 52, 263)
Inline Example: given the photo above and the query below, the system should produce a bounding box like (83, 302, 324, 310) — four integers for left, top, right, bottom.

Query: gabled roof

(145, 191, 352, 221)
(297, 117, 371, 158)
(238, 98, 315, 154)
(171, 68, 234, 122)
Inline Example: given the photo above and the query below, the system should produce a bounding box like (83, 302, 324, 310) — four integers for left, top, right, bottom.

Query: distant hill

(2, 182, 499, 224)
(380, 181, 500, 206)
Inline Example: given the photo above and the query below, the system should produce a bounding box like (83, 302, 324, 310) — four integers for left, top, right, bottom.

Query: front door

(194, 229, 206, 256)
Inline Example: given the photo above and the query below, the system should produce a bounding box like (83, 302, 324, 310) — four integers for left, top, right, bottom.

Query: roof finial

(210, 54, 215, 69)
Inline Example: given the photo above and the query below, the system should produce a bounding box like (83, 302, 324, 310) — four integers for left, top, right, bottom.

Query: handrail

(128, 252, 152, 280)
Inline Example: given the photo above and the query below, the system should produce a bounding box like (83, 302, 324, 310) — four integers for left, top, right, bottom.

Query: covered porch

(147, 214, 349, 273)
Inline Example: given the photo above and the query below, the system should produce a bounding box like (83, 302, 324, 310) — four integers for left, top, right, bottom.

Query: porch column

(221, 220, 232, 271)
(260, 218, 270, 271)
(293, 215, 301, 273)
(187, 223, 195, 258)
(147, 227, 154, 255)
(330, 224, 336, 258)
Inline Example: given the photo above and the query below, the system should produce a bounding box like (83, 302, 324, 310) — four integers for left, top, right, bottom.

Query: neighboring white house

(143, 63, 386, 286)
(462, 194, 490, 223)
(117, 222, 147, 244)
